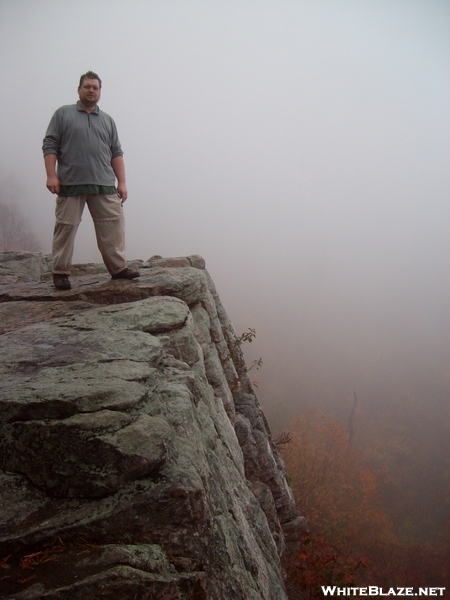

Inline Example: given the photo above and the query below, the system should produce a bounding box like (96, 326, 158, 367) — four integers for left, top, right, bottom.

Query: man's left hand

(117, 183, 128, 202)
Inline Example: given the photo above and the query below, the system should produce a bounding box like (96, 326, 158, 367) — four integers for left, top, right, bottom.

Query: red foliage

(281, 410, 450, 595)
(284, 532, 368, 599)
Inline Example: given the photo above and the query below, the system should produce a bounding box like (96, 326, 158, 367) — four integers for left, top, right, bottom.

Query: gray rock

(0, 251, 51, 282)
(1, 412, 173, 498)
(0, 251, 305, 599)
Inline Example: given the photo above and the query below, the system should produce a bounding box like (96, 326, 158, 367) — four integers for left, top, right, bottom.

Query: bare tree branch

(0, 202, 42, 252)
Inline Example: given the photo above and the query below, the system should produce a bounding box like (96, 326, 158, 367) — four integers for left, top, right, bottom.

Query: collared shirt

(42, 101, 123, 187)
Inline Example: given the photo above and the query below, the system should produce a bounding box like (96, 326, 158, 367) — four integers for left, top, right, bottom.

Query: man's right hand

(46, 175, 60, 195)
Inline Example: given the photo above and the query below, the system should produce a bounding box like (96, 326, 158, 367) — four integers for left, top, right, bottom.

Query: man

(43, 70, 139, 290)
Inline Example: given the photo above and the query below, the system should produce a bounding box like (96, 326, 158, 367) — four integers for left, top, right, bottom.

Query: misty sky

(0, 0, 449, 427)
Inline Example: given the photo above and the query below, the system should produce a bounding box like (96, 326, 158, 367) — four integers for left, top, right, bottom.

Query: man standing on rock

(43, 70, 140, 290)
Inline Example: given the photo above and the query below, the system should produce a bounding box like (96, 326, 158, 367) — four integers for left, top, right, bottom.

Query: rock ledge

(0, 252, 305, 600)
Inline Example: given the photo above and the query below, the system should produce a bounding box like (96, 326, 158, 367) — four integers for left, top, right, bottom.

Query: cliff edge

(0, 252, 306, 600)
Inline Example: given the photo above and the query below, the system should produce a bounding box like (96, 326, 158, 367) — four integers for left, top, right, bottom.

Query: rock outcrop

(0, 252, 306, 599)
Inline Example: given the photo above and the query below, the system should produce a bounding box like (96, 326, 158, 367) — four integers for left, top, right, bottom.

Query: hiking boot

(111, 268, 140, 280)
(53, 274, 71, 290)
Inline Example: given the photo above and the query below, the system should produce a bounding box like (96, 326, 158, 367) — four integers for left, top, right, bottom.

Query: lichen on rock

(0, 252, 305, 599)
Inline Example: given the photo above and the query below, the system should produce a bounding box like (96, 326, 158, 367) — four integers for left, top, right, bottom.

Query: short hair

(79, 71, 102, 88)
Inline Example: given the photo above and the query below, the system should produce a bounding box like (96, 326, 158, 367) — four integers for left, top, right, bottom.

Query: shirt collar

(76, 100, 100, 114)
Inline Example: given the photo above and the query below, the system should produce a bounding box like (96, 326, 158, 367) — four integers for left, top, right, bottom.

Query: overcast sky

(0, 0, 449, 426)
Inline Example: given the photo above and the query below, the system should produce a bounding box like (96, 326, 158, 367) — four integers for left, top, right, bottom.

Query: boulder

(0, 252, 305, 599)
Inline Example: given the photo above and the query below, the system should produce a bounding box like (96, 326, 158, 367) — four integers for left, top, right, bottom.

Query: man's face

(78, 78, 101, 107)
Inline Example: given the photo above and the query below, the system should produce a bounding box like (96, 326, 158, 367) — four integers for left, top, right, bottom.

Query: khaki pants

(52, 194, 127, 276)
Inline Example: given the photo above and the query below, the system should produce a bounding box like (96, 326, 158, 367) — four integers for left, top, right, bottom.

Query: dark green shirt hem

(59, 185, 118, 197)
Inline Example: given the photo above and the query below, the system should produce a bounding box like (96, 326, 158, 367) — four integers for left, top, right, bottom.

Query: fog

(1, 0, 449, 436)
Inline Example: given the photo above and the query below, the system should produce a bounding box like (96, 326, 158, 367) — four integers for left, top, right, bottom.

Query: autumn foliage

(281, 411, 395, 549)
(284, 531, 368, 599)
(280, 411, 449, 597)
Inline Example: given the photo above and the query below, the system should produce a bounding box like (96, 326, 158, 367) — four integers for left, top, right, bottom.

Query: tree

(281, 410, 396, 551)
(281, 410, 450, 594)
(284, 531, 368, 600)
(0, 202, 42, 252)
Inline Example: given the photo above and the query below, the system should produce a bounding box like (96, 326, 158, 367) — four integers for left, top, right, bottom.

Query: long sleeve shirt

(42, 101, 124, 187)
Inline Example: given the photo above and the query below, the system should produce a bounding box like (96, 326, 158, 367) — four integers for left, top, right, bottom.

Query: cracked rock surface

(0, 252, 305, 599)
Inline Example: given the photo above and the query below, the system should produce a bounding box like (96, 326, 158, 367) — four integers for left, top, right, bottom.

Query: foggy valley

(1, 0, 449, 592)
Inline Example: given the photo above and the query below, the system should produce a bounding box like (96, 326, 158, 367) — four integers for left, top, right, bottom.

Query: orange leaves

(0, 534, 98, 595)
(285, 531, 368, 598)
(281, 410, 396, 549)
(281, 410, 450, 592)
(19, 541, 64, 571)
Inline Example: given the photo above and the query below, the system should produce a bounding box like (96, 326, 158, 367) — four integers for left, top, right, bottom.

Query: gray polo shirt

(42, 101, 123, 187)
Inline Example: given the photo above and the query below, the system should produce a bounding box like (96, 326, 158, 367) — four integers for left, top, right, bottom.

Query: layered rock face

(0, 252, 305, 600)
